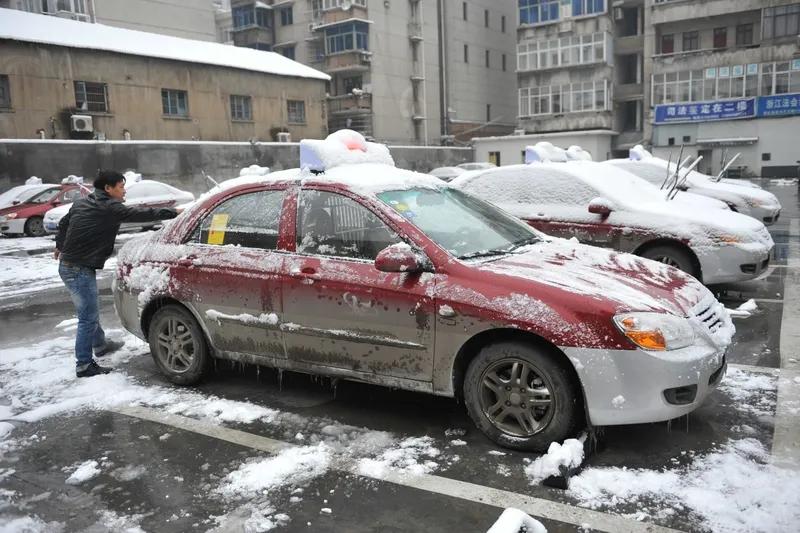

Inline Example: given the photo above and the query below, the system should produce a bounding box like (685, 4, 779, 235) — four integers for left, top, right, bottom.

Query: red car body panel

(0, 184, 85, 234)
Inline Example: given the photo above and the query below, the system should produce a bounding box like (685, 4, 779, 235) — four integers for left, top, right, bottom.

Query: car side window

(296, 190, 400, 260)
(190, 189, 285, 250)
(61, 189, 82, 202)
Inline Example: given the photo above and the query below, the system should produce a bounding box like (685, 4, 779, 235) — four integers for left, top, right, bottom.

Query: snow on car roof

(0, 8, 330, 81)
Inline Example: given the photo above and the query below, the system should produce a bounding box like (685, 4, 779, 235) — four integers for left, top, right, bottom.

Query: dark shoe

(76, 361, 112, 378)
(95, 340, 125, 358)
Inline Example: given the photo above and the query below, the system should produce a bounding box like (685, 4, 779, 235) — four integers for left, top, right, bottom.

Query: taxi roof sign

(300, 129, 395, 172)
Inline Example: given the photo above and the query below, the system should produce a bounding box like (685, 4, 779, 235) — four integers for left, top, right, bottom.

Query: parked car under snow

(451, 147, 774, 285)
(605, 146, 782, 225)
(0, 183, 86, 237)
(114, 130, 732, 451)
(44, 180, 195, 234)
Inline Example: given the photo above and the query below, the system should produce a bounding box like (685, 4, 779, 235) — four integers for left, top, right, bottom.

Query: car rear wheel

(639, 245, 697, 278)
(463, 341, 582, 451)
(24, 216, 45, 237)
(147, 305, 210, 385)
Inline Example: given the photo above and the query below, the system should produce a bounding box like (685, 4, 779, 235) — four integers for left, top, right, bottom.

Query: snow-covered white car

(457, 162, 497, 171)
(605, 147, 782, 225)
(452, 147, 774, 285)
(0, 184, 56, 210)
(428, 166, 466, 182)
(44, 180, 195, 234)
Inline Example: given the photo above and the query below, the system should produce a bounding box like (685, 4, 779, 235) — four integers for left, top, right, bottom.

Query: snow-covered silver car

(606, 147, 782, 225)
(452, 159, 774, 284)
(428, 166, 466, 182)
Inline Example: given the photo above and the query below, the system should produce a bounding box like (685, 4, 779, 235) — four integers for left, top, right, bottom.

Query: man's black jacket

(56, 189, 178, 269)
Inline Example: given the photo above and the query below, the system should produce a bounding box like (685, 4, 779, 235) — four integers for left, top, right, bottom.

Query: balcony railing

(328, 93, 372, 115)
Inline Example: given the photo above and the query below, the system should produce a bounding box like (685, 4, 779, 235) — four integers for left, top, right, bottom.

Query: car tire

(463, 341, 583, 451)
(24, 216, 46, 237)
(639, 245, 698, 278)
(147, 304, 211, 385)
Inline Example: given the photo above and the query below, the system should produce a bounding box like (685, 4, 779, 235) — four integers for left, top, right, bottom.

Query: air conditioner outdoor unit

(70, 114, 93, 133)
(277, 131, 292, 142)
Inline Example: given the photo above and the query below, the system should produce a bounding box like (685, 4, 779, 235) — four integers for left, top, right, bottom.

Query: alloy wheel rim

(653, 255, 682, 268)
(479, 358, 554, 438)
(29, 218, 44, 236)
(155, 318, 196, 373)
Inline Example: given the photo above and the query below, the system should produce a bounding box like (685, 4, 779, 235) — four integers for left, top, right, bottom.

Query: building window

(0, 75, 10, 109)
(56, 0, 85, 13)
(501, 15, 506, 32)
(736, 23, 753, 45)
(232, 4, 271, 29)
(502, 53, 507, 71)
(287, 100, 306, 124)
(321, 0, 366, 8)
(682, 31, 699, 51)
(280, 6, 293, 26)
(280, 46, 295, 60)
(325, 21, 369, 53)
(484, 9, 489, 27)
(489, 151, 501, 166)
(668, 137, 675, 146)
(230, 95, 252, 121)
(713, 27, 727, 48)
(161, 89, 188, 116)
(650, 62, 772, 105)
(572, 0, 605, 17)
(18, 0, 36, 12)
(763, 4, 800, 40)
(463, 2, 467, 21)
(519, 79, 609, 117)
(485, 49, 490, 68)
(762, 153, 771, 161)
(762, 61, 800, 96)
(682, 135, 691, 143)
(660, 33, 674, 54)
(343, 76, 362, 93)
(486, 104, 491, 122)
(517, 32, 607, 71)
(464, 44, 469, 63)
(519, 0, 559, 25)
(74, 81, 108, 112)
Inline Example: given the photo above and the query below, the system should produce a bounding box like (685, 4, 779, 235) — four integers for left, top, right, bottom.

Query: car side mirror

(375, 243, 429, 273)
(588, 197, 614, 217)
(12, 200, 20, 205)
(677, 184, 689, 191)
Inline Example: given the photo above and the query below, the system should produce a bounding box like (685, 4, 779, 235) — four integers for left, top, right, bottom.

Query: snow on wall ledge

(0, 8, 330, 81)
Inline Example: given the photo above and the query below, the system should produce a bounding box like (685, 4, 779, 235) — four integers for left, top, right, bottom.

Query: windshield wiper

(506, 236, 541, 252)
(458, 249, 510, 260)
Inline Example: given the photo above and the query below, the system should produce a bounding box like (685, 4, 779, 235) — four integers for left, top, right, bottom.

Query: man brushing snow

(55, 170, 180, 378)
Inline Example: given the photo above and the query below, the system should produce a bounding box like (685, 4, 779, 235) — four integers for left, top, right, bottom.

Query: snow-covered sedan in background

(114, 130, 732, 451)
(0, 184, 86, 237)
(606, 146, 782, 225)
(428, 166, 466, 182)
(457, 162, 497, 171)
(452, 145, 774, 285)
(0, 183, 58, 210)
(44, 179, 195, 234)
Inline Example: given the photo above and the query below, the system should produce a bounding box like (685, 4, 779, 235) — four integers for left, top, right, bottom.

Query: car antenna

(668, 155, 703, 200)
(714, 153, 741, 182)
(660, 151, 673, 190)
(201, 169, 219, 190)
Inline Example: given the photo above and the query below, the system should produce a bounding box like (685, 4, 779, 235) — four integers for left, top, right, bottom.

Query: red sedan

(0, 184, 85, 237)
(113, 132, 731, 450)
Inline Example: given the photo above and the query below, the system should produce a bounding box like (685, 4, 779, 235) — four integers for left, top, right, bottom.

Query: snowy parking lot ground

(0, 180, 798, 532)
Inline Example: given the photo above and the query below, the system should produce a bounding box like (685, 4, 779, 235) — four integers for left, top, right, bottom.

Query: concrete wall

(94, 0, 218, 42)
(0, 141, 473, 195)
(0, 41, 327, 142)
(472, 131, 615, 166)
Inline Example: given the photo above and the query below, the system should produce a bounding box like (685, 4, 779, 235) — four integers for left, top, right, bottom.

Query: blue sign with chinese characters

(757, 93, 800, 117)
(654, 98, 755, 124)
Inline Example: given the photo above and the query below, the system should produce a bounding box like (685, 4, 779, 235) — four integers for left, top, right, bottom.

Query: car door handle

(290, 267, 321, 280)
(176, 255, 196, 267)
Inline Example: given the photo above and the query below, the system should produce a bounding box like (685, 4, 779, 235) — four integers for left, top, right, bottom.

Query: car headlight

(5, 213, 17, 219)
(613, 312, 695, 351)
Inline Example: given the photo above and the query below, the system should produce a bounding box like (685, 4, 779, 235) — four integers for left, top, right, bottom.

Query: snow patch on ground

(357, 436, 441, 477)
(65, 460, 100, 485)
(487, 508, 548, 533)
(524, 439, 584, 483)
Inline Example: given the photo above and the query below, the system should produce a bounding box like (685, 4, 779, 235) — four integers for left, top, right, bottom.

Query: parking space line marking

(111, 405, 683, 533)
(728, 363, 780, 375)
(752, 298, 784, 304)
(773, 217, 800, 470)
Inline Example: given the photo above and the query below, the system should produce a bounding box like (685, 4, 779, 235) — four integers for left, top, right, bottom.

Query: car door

(175, 187, 288, 360)
(281, 187, 435, 383)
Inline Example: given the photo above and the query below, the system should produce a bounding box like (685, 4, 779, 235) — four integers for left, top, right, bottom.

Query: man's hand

(54, 249, 60, 260)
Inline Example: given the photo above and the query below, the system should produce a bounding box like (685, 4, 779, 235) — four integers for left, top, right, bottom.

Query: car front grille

(691, 295, 726, 336)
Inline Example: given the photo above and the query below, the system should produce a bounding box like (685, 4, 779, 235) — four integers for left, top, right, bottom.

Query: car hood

(475, 238, 710, 317)
(689, 178, 780, 207)
(0, 203, 30, 216)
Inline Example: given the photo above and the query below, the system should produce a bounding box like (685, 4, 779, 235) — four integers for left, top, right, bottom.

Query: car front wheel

(147, 304, 210, 385)
(639, 244, 698, 278)
(463, 341, 583, 451)
(24, 216, 46, 237)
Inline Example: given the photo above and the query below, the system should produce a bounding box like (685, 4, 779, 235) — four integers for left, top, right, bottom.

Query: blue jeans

(59, 262, 106, 370)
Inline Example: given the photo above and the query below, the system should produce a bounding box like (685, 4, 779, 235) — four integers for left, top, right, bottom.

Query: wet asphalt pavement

(0, 179, 798, 532)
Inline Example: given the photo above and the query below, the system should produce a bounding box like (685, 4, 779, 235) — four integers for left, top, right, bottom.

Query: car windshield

(27, 188, 60, 204)
(377, 187, 541, 259)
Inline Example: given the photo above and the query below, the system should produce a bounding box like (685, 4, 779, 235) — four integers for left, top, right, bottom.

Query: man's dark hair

(94, 170, 126, 190)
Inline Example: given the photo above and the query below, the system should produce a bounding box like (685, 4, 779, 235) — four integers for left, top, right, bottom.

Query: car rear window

(189, 189, 284, 250)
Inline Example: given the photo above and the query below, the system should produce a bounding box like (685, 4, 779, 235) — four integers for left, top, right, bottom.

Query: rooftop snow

(0, 8, 330, 81)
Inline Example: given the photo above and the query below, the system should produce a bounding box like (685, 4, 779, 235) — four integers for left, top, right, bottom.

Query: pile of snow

(525, 142, 568, 164)
(629, 144, 653, 161)
(123, 170, 143, 183)
(524, 438, 584, 484)
(727, 298, 758, 318)
(126, 264, 171, 306)
(60, 175, 84, 185)
(24, 176, 41, 185)
(357, 436, 441, 477)
(487, 508, 548, 533)
(300, 129, 394, 172)
(206, 310, 279, 326)
(65, 460, 100, 485)
(239, 164, 270, 177)
(566, 145, 592, 161)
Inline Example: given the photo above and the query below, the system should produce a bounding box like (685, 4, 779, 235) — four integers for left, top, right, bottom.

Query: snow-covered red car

(114, 131, 731, 451)
(606, 146, 782, 225)
(451, 146, 773, 285)
(43, 179, 195, 234)
(0, 184, 86, 237)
